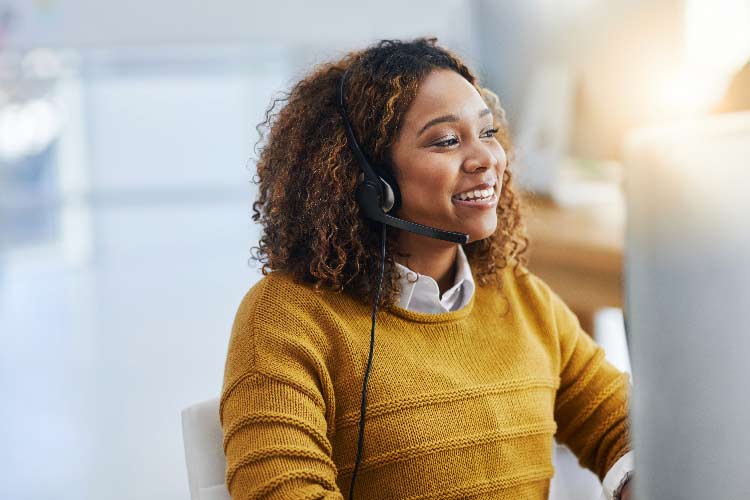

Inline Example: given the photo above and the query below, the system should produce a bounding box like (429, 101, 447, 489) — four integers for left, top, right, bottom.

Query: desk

(521, 191, 625, 334)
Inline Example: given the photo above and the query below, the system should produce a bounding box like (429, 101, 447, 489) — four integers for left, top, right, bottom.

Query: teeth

(457, 188, 493, 201)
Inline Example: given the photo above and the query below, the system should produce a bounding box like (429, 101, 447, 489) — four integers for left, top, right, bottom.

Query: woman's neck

(395, 235, 458, 297)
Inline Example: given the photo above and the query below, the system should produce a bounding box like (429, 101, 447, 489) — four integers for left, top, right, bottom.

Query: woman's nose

(463, 139, 504, 172)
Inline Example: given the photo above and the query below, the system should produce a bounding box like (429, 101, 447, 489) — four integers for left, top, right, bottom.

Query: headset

(337, 65, 470, 500)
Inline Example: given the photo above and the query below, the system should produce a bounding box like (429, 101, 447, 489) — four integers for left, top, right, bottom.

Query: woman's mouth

(451, 190, 498, 208)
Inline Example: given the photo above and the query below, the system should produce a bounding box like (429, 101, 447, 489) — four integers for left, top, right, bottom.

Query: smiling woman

(245, 38, 527, 310)
(220, 37, 633, 500)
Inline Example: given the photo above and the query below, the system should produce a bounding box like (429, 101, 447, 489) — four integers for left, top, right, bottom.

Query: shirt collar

(394, 245, 476, 313)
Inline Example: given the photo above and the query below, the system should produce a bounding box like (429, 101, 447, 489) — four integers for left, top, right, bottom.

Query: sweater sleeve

(220, 282, 344, 500)
(525, 272, 632, 482)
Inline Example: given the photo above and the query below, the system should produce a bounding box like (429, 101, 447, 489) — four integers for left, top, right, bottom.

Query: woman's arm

(554, 296, 632, 480)
(220, 283, 344, 499)
(523, 272, 632, 481)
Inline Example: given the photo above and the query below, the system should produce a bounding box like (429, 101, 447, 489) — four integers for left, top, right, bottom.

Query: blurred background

(0, 1, 748, 500)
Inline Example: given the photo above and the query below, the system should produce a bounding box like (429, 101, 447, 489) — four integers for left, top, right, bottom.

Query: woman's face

(389, 68, 508, 245)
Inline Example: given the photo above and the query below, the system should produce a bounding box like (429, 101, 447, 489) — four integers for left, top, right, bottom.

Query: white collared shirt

(393, 245, 634, 499)
(394, 244, 475, 313)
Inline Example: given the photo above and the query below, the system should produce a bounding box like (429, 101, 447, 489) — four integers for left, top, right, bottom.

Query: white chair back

(181, 398, 231, 500)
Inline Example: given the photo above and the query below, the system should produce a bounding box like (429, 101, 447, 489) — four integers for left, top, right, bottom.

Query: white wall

(6, 0, 479, 62)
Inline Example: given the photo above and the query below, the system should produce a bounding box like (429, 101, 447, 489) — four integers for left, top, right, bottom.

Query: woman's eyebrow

(417, 108, 493, 137)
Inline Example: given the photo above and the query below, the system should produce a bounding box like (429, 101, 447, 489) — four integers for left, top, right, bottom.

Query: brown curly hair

(249, 37, 529, 309)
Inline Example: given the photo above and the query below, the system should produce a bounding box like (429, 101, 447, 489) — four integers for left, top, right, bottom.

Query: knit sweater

(220, 261, 632, 499)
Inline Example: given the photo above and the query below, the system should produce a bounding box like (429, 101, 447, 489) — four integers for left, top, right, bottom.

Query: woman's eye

(434, 136, 459, 147)
(433, 128, 498, 148)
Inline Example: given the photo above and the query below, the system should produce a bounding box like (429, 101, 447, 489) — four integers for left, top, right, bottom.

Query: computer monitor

(623, 111, 750, 500)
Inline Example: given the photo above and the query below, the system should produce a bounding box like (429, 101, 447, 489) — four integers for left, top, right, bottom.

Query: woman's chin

(463, 214, 498, 234)
(457, 227, 494, 245)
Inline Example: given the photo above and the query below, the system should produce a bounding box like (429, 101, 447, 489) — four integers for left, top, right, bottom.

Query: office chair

(181, 398, 231, 500)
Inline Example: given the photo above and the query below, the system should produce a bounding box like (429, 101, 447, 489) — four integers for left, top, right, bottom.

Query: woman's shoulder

(234, 269, 325, 320)
(497, 259, 585, 342)
(496, 259, 565, 312)
(223, 270, 341, 402)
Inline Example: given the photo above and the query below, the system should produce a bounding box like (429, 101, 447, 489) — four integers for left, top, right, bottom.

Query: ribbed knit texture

(220, 262, 631, 499)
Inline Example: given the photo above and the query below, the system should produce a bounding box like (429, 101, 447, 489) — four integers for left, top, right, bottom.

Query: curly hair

(249, 37, 529, 309)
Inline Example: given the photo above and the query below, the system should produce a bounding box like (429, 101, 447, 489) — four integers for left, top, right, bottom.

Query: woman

(220, 37, 633, 500)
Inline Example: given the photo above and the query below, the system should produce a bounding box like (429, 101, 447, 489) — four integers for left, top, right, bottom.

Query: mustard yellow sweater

(220, 263, 631, 499)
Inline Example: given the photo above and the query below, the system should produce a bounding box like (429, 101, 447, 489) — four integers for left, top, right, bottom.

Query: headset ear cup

(380, 178, 395, 213)
(375, 166, 401, 213)
(357, 172, 397, 213)
(355, 173, 393, 212)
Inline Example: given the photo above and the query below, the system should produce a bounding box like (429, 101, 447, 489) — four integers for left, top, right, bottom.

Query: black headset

(337, 65, 469, 500)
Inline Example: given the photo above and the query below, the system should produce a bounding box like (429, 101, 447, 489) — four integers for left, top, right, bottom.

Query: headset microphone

(337, 65, 469, 500)
(354, 178, 469, 244)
